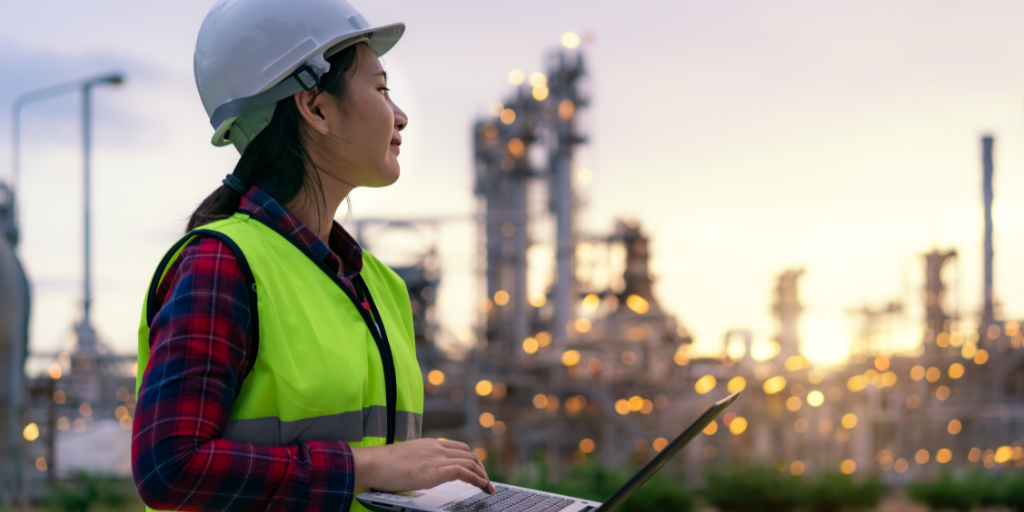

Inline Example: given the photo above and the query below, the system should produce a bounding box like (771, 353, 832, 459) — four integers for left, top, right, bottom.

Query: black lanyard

(355, 275, 398, 445)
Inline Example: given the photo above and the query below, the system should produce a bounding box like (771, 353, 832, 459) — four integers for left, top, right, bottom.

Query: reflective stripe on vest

(137, 212, 423, 512)
(223, 407, 423, 445)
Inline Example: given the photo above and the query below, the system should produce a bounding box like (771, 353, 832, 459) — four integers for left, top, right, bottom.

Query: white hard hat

(194, 0, 404, 152)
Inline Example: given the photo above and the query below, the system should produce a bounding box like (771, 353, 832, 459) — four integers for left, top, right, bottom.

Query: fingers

(438, 465, 493, 493)
(446, 456, 489, 483)
(433, 440, 491, 491)
(441, 447, 485, 465)
(437, 439, 471, 452)
(441, 449, 488, 480)
(364, 439, 496, 495)
(433, 441, 483, 470)
(428, 440, 492, 493)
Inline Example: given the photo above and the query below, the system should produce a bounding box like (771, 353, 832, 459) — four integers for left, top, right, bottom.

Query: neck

(285, 169, 353, 244)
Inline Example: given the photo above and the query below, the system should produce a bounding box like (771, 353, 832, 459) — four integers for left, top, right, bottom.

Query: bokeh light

(695, 375, 717, 394)
(22, 423, 39, 442)
(806, 390, 824, 407)
(579, 438, 595, 453)
(561, 32, 581, 49)
(479, 412, 495, 428)
(763, 376, 787, 395)
(703, 420, 718, 435)
(729, 417, 748, 435)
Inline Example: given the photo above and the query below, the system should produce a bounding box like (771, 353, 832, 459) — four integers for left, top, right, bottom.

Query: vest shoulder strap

(145, 229, 260, 375)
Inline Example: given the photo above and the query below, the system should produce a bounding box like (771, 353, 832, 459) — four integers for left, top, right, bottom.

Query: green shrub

(507, 461, 694, 512)
(905, 470, 1024, 511)
(46, 473, 138, 512)
(999, 471, 1024, 511)
(543, 462, 622, 502)
(906, 471, 980, 511)
(968, 471, 1003, 509)
(804, 471, 885, 512)
(617, 472, 695, 512)
(704, 465, 804, 512)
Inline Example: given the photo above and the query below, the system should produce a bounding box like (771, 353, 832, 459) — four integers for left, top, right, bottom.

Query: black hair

(186, 43, 360, 232)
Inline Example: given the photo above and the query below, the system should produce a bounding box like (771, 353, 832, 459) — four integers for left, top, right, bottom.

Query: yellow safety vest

(137, 212, 423, 512)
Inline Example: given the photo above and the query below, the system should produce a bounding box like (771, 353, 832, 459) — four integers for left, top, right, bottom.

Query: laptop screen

(596, 391, 741, 512)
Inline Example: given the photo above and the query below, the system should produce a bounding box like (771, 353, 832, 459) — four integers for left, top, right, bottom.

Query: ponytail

(186, 43, 361, 232)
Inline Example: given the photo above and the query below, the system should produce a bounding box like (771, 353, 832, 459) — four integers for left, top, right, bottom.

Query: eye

(378, 86, 391, 95)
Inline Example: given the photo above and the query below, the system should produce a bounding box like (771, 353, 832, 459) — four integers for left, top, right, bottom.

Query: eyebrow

(376, 70, 387, 81)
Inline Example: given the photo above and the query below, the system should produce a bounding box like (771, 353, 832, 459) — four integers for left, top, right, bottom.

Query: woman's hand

(351, 438, 495, 495)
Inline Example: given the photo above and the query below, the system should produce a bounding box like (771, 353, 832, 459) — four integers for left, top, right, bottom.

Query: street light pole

(75, 73, 123, 350)
(6, 71, 123, 503)
(11, 80, 83, 227)
(82, 82, 94, 329)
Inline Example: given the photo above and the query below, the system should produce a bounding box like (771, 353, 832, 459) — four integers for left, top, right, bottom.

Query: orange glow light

(695, 375, 717, 394)
(703, 420, 718, 435)
(579, 438, 595, 453)
(874, 355, 890, 372)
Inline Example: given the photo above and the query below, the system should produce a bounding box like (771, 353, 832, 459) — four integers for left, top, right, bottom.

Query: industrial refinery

(348, 45, 1024, 485)
(2, 33, 1024, 510)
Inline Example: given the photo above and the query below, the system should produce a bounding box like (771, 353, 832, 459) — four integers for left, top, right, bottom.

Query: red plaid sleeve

(132, 236, 356, 511)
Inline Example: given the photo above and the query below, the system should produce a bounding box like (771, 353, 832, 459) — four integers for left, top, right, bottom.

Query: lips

(390, 137, 401, 155)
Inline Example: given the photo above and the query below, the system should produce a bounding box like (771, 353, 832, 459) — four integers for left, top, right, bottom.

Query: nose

(393, 102, 408, 131)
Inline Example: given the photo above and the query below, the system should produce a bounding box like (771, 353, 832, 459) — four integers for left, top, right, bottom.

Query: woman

(131, 1, 493, 510)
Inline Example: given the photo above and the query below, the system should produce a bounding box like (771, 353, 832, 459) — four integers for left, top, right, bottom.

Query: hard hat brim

(340, 21, 405, 60)
(210, 21, 405, 148)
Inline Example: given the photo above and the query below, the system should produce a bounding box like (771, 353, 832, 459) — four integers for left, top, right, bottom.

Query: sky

(2, 0, 1024, 367)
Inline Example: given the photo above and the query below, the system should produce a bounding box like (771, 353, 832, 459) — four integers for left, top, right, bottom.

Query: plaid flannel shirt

(133, 186, 368, 511)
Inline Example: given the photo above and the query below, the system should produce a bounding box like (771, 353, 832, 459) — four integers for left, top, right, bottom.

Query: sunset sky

(3, 0, 1024, 367)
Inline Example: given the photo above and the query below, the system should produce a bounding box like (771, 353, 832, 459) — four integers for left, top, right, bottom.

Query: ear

(294, 89, 331, 136)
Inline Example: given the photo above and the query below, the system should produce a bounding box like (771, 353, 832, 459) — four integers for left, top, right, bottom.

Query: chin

(370, 164, 401, 187)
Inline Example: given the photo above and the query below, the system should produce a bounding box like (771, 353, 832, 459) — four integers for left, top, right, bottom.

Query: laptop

(357, 391, 740, 512)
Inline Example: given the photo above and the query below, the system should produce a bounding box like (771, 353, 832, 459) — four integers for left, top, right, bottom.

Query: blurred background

(3, 0, 1024, 510)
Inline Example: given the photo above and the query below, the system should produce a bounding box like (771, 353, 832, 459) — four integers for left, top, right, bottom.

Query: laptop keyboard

(443, 486, 576, 512)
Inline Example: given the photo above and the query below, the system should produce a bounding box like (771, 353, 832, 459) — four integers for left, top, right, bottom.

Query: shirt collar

(237, 186, 363, 278)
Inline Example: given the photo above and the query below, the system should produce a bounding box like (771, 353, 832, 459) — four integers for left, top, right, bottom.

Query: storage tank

(0, 182, 30, 486)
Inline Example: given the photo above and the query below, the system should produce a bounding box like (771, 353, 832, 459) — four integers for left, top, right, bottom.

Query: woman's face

(304, 43, 408, 189)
